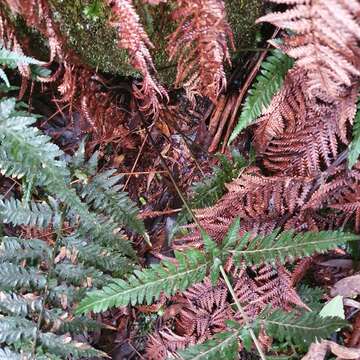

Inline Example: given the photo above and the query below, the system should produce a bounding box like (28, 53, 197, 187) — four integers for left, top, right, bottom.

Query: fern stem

(219, 265, 267, 360)
(31, 208, 65, 358)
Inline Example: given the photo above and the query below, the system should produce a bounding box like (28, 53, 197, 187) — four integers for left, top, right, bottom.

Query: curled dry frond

(257, 0, 360, 99)
(107, 0, 168, 116)
(168, 0, 233, 103)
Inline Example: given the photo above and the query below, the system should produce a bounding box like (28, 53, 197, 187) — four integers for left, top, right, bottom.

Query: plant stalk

(219, 264, 267, 360)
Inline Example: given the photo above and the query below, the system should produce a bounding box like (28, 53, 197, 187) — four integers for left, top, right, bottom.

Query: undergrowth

(0, 49, 146, 358)
(0, 1, 360, 359)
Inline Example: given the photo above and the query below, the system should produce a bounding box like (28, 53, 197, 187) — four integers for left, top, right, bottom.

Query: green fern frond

(39, 332, 107, 359)
(230, 230, 359, 266)
(260, 309, 348, 346)
(0, 98, 136, 258)
(76, 248, 209, 314)
(75, 215, 136, 258)
(54, 263, 108, 287)
(348, 97, 360, 168)
(229, 50, 293, 143)
(63, 235, 132, 273)
(177, 331, 239, 360)
(0, 68, 9, 87)
(0, 316, 37, 344)
(297, 285, 324, 312)
(0, 237, 51, 262)
(81, 168, 146, 236)
(0, 45, 43, 69)
(176, 152, 249, 228)
(0, 198, 59, 228)
(0, 347, 21, 360)
(0, 292, 43, 317)
(0, 98, 68, 181)
(54, 316, 100, 334)
(0, 263, 46, 291)
(0, 316, 106, 359)
(191, 153, 248, 210)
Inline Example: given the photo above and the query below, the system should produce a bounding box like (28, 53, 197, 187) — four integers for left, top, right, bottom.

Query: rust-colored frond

(107, 0, 168, 115)
(167, 0, 233, 103)
(0, 8, 30, 81)
(183, 278, 228, 312)
(257, 0, 360, 99)
(174, 167, 317, 249)
(254, 68, 358, 176)
(145, 329, 191, 359)
(144, 277, 232, 358)
(307, 163, 360, 232)
(233, 264, 307, 321)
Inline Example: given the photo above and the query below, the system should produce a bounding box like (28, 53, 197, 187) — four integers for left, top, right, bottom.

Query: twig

(120, 170, 167, 176)
(209, 94, 236, 152)
(124, 128, 151, 190)
(139, 208, 181, 219)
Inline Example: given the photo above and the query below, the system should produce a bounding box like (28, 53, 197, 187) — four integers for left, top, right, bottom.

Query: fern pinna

(0, 94, 146, 358)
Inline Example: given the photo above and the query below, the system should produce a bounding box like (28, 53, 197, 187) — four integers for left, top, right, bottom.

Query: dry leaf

(302, 340, 360, 360)
(331, 275, 360, 298)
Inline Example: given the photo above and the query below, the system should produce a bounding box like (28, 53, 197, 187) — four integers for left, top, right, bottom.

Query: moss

(48, 0, 136, 75)
(226, 0, 263, 51)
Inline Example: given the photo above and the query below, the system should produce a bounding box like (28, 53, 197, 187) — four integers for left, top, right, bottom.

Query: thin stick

(139, 208, 181, 219)
(124, 129, 150, 190)
(120, 170, 167, 176)
(219, 265, 267, 360)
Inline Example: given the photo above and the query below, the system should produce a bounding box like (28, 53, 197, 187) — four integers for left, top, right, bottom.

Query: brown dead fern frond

(167, 0, 233, 103)
(174, 167, 317, 249)
(257, 0, 360, 99)
(3, 0, 82, 103)
(307, 162, 360, 232)
(107, 0, 168, 116)
(233, 264, 308, 322)
(254, 68, 358, 176)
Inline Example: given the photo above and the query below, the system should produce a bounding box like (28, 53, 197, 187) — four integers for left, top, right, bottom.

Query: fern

(0, 263, 47, 291)
(0, 347, 21, 360)
(297, 285, 324, 313)
(0, 44, 44, 87)
(76, 248, 209, 313)
(230, 229, 359, 266)
(229, 50, 294, 143)
(80, 168, 146, 236)
(177, 331, 240, 360)
(0, 54, 147, 357)
(176, 152, 249, 229)
(0, 237, 51, 262)
(259, 309, 348, 347)
(0, 197, 59, 228)
(78, 223, 358, 316)
(348, 97, 360, 168)
(0, 316, 106, 359)
(0, 44, 43, 69)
